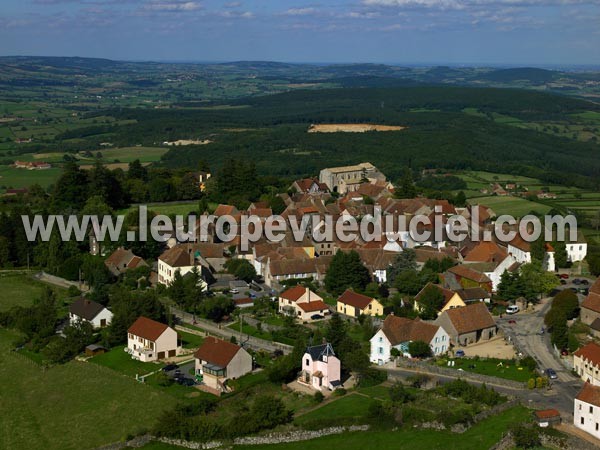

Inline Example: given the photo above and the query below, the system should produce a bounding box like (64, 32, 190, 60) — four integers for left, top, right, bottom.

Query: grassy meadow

(0, 328, 177, 450)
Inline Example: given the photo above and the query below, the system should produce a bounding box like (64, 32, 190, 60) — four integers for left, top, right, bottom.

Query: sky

(0, 0, 599, 65)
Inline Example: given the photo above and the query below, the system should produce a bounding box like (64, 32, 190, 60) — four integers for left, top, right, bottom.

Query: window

(379, 337, 383, 343)
(590, 406, 594, 414)
(596, 423, 599, 431)
(581, 417, 585, 425)
(305, 358, 309, 366)
(379, 347, 383, 354)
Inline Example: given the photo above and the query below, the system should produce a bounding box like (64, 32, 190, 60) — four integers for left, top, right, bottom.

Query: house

(194, 336, 252, 394)
(299, 342, 341, 391)
(69, 297, 113, 328)
(413, 283, 466, 315)
(337, 289, 384, 318)
(265, 258, 317, 288)
(534, 409, 561, 428)
(278, 286, 329, 321)
(370, 314, 449, 364)
(573, 342, 600, 386)
(291, 178, 329, 194)
(434, 302, 496, 346)
(446, 265, 493, 293)
(456, 287, 492, 305)
(574, 383, 600, 440)
(104, 247, 147, 277)
(591, 318, 600, 339)
(581, 279, 600, 326)
(157, 244, 208, 289)
(127, 316, 180, 362)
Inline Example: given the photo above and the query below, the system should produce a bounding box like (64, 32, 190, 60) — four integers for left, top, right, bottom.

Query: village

(38, 161, 600, 448)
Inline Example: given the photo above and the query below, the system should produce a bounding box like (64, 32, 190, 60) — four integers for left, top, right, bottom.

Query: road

(497, 294, 584, 416)
(169, 306, 293, 355)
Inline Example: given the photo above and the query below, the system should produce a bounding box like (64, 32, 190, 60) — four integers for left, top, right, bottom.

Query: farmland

(0, 328, 177, 450)
(0, 272, 68, 312)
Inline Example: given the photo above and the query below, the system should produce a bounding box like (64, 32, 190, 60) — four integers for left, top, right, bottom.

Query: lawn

(294, 393, 375, 427)
(0, 328, 176, 450)
(441, 357, 535, 382)
(235, 406, 531, 450)
(179, 330, 204, 349)
(0, 165, 62, 189)
(469, 195, 552, 217)
(117, 201, 199, 216)
(89, 345, 165, 377)
(0, 272, 68, 312)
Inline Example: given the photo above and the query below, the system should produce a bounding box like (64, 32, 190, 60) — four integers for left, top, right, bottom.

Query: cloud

(224, 1, 242, 7)
(282, 7, 317, 16)
(145, 1, 202, 12)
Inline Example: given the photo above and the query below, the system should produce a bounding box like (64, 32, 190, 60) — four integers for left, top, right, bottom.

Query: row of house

(369, 302, 497, 364)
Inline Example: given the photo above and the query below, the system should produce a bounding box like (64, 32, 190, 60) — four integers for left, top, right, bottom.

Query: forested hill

(97, 86, 600, 188)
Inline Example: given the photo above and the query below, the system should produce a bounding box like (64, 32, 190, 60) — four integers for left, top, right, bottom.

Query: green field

(0, 166, 62, 189)
(89, 345, 165, 377)
(0, 328, 176, 450)
(87, 146, 167, 163)
(469, 195, 552, 217)
(294, 394, 375, 426)
(441, 357, 535, 382)
(0, 272, 68, 312)
(117, 201, 200, 216)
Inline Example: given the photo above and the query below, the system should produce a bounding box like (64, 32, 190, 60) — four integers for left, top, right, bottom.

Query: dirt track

(308, 123, 406, 133)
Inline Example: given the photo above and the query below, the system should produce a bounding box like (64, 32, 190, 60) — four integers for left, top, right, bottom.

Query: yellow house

(337, 289, 384, 318)
(413, 283, 466, 316)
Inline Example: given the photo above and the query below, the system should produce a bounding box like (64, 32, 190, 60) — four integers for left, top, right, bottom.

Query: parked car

(506, 305, 520, 314)
(573, 279, 581, 285)
(508, 319, 517, 325)
(230, 288, 240, 294)
(545, 368, 558, 380)
(455, 350, 465, 357)
(581, 279, 589, 285)
(177, 378, 196, 386)
(310, 314, 324, 320)
(560, 274, 569, 279)
(569, 287, 578, 292)
(162, 364, 179, 372)
(559, 279, 566, 285)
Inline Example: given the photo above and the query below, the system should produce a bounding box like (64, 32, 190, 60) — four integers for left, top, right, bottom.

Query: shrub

(511, 424, 541, 448)
(313, 391, 324, 403)
(527, 378, 536, 389)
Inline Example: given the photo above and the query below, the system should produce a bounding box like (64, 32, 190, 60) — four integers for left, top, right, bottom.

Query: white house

(574, 383, 600, 440)
(370, 314, 449, 365)
(574, 342, 600, 386)
(567, 242, 588, 263)
(157, 244, 208, 289)
(127, 316, 180, 362)
(278, 285, 329, 321)
(69, 297, 113, 328)
(194, 337, 252, 394)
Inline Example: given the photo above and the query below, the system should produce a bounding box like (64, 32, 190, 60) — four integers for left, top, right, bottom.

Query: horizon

(2, 54, 600, 71)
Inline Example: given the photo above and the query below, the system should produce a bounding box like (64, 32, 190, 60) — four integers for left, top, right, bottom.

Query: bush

(511, 424, 541, 448)
(527, 378, 536, 389)
(520, 356, 537, 372)
(313, 391, 324, 403)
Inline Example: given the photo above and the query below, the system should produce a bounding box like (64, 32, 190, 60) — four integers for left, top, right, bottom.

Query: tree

(408, 340, 433, 358)
(224, 258, 256, 283)
(416, 284, 445, 320)
(511, 424, 540, 449)
(325, 313, 349, 353)
(386, 249, 417, 285)
(552, 289, 579, 320)
(128, 159, 147, 181)
(454, 190, 467, 207)
(553, 241, 568, 269)
(396, 168, 417, 198)
(324, 250, 371, 295)
(530, 236, 546, 263)
(52, 161, 89, 211)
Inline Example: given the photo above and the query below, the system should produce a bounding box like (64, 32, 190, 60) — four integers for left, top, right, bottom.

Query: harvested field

(308, 123, 406, 133)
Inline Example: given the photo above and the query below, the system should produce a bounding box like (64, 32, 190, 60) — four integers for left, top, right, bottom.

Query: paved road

(497, 294, 584, 415)
(170, 306, 293, 355)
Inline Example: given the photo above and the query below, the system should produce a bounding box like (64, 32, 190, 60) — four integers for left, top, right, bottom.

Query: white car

(506, 305, 520, 314)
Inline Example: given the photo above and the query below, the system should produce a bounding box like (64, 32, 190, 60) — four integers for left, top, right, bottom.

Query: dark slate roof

(69, 297, 105, 321)
(591, 318, 600, 332)
(306, 343, 336, 362)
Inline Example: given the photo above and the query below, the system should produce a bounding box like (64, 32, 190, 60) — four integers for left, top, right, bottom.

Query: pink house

(299, 342, 341, 391)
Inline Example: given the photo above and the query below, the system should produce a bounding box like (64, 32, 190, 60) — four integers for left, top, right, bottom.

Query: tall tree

(324, 250, 371, 295)
(386, 249, 417, 285)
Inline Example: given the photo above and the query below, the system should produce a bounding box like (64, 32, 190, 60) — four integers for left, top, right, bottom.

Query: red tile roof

(582, 279, 600, 313)
(442, 303, 496, 334)
(534, 409, 560, 420)
(381, 315, 440, 345)
(279, 285, 307, 302)
(463, 241, 507, 263)
(574, 342, 600, 367)
(415, 283, 455, 309)
(448, 265, 491, 284)
(576, 383, 600, 407)
(338, 289, 374, 310)
(194, 336, 241, 368)
(297, 300, 329, 313)
(128, 316, 170, 341)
